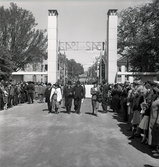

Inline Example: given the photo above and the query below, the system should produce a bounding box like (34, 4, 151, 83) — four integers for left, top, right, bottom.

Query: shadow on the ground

(85, 112, 97, 117)
(144, 165, 156, 167)
(60, 110, 77, 114)
(42, 109, 49, 111)
(112, 112, 159, 159)
(98, 110, 108, 114)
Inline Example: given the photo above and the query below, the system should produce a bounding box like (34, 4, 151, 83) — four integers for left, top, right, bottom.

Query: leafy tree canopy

(67, 59, 84, 78)
(0, 3, 47, 76)
(58, 53, 84, 81)
(0, 45, 13, 80)
(118, 0, 159, 72)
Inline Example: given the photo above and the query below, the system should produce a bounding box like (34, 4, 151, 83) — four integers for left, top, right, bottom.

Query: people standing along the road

(148, 87, 159, 148)
(61, 83, 65, 108)
(2, 83, 9, 110)
(120, 83, 129, 122)
(90, 81, 101, 116)
(26, 81, 35, 104)
(13, 84, 19, 106)
(101, 80, 108, 113)
(50, 83, 62, 114)
(111, 83, 121, 113)
(148, 98, 159, 157)
(34, 83, 39, 100)
(73, 81, 84, 114)
(63, 81, 74, 114)
(128, 87, 144, 139)
(44, 83, 52, 113)
(38, 83, 46, 103)
(135, 83, 153, 144)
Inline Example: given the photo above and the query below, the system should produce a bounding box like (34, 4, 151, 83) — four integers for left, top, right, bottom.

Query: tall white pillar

(121, 65, 126, 83)
(48, 10, 58, 84)
(107, 9, 118, 84)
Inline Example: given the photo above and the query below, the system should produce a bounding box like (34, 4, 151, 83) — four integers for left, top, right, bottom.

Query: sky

(0, 0, 152, 71)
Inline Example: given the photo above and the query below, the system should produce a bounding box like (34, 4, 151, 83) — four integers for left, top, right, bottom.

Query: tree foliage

(0, 3, 47, 75)
(58, 53, 84, 81)
(67, 59, 84, 78)
(0, 46, 13, 80)
(118, 0, 159, 72)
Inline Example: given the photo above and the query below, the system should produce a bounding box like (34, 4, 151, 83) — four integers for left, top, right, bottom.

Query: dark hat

(92, 81, 97, 84)
(54, 82, 59, 87)
(47, 83, 51, 86)
(76, 80, 80, 84)
(67, 81, 72, 85)
(102, 79, 107, 84)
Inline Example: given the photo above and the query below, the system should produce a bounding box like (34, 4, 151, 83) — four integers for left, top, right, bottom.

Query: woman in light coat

(50, 83, 62, 114)
(149, 98, 159, 157)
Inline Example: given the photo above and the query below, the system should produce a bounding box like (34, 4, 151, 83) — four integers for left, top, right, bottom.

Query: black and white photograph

(0, 0, 159, 166)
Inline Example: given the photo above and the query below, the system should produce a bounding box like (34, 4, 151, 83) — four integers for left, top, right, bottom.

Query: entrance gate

(48, 9, 118, 84)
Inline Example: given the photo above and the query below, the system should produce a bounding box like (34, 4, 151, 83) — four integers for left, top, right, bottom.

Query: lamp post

(97, 59, 100, 82)
(63, 51, 66, 85)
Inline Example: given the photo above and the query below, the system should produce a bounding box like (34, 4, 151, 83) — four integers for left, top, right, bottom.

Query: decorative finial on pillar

(48, 10, 58, 16)
(107, 9, 118, 16)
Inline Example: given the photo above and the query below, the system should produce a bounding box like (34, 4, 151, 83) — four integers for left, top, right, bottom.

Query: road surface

(0, 99, 158, 167)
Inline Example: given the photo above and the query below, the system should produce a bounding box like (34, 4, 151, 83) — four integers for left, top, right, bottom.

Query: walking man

(73, 81, 84, 114)
(63, 81, 74, 114)
(91, 81, 100, 116)
(44, 83, 52, 113)
(26, 81, 35, 104)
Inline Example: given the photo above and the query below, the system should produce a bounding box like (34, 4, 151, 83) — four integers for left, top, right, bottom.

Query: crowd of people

(107, 81, 159, 157)
(45, 80, 85, 114)
(0, 80, 46, 110)
(0, 79, 159, 157)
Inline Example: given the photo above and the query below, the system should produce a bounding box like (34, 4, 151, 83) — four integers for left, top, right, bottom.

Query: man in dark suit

(26, 81, 35, 104)
(73, 81, 84, 114)
(44, 83, 52, 113)
(102, 80, 109, 113)
(63, 81, 74, 114)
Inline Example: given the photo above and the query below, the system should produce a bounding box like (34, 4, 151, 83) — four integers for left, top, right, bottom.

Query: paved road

(0, 99, 158, 167)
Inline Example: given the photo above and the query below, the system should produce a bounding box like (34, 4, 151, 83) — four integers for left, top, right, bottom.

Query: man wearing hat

(90, 81, 101, 116)
(26, 81, 35, 104)
(63, 81, 74, 114)
(101, 80, 108, 113)
(44, 83, 52, 113)
(73, 80, 84, 114)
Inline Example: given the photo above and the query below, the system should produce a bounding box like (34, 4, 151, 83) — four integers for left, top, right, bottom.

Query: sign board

(59, 42, 105, 51)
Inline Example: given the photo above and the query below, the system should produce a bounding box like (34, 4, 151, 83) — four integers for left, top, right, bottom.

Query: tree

(67, 59, 84, 78)
(58, 53, 84, 82)
(118, 0, 159, 72)
(0, 46, 13, 80)
(0, 3, 47, 73)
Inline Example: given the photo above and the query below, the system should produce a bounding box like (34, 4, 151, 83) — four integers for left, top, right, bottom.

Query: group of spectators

(108, 81, 159, 157)
(0, 80, 47, 110)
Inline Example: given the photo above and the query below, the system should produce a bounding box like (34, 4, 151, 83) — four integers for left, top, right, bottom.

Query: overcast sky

(0, 0, 152, 71)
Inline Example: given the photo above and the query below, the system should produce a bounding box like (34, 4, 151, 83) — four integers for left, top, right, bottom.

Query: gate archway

(48, 9, 118, 84)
